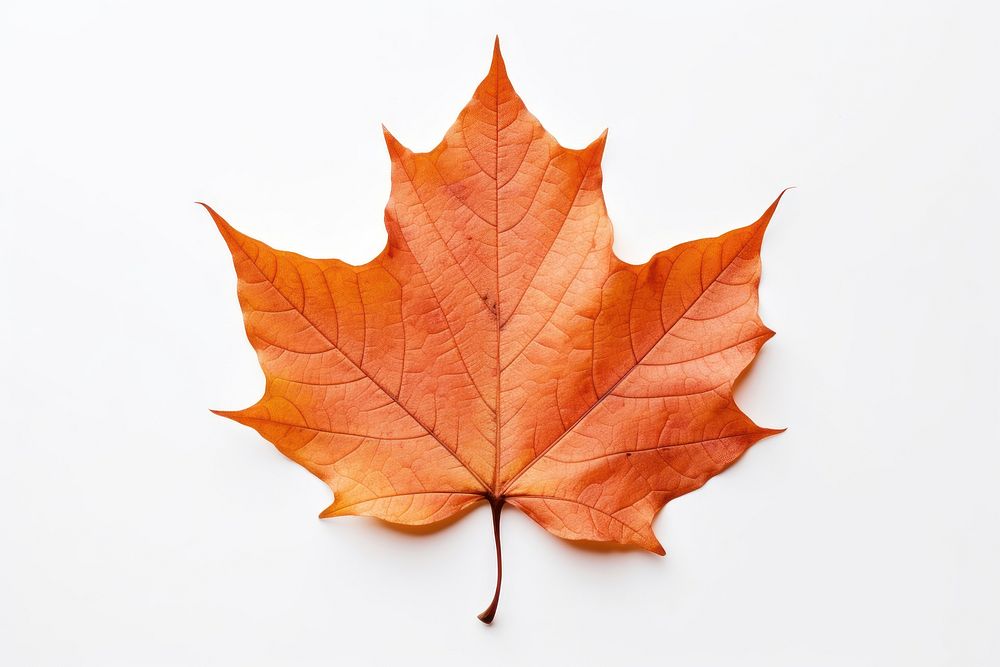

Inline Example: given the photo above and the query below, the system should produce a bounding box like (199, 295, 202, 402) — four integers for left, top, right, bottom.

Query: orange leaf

(206, 39, 784, 623)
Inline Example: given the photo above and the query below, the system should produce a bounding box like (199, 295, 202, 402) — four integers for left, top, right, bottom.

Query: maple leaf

(205, 39, 784, 623)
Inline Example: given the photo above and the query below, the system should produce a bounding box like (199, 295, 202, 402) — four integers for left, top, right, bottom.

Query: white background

(2, 1, 998, 665)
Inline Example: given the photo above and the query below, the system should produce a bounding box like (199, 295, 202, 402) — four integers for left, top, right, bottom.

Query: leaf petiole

(477, 496, 505, 624)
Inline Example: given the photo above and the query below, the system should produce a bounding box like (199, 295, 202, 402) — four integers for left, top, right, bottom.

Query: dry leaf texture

(207, 39, 784, 619)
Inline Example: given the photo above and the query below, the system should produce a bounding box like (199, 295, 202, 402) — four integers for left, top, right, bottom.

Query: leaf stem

(477, 496, 505, 624)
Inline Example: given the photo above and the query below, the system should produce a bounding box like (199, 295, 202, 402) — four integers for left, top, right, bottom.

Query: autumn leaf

(205, 38, 784, 623)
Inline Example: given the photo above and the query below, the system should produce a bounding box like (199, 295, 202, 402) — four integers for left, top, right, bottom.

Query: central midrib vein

(492, 61, 502, 495)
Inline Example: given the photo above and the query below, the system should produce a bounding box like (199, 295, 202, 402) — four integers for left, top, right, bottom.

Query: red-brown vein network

(206, 39, 784, 622)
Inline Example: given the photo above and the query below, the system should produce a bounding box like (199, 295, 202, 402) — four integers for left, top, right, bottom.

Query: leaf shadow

(557, 537, 656, 556)
(328, 499, 484, 540)
(732, 341, 785, 432)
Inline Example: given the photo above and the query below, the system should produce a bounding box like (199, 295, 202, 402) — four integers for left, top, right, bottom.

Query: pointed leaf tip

(381, 124, 409, 158)
(196, 201, 220, 220)
(590, 129, 609, 155)
(197, 202, 239, 241)
(752, 187, 793, 233)
(381, 123, 398, 147)
(488, 35, 509, 83)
